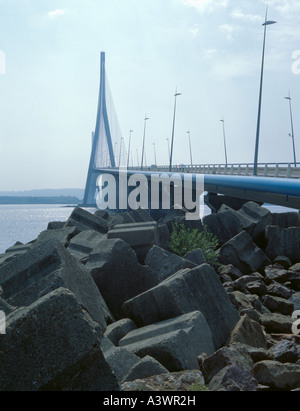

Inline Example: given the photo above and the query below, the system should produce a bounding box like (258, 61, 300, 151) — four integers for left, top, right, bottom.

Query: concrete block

(0, 239, 110, 331)
(203, 210, 242, 246)
(122, 356, 169, 382)
(265, 226, 300, 264)
(145, 246, 196, 282)
(119, 311, 214, 371)
(236, 202, 272, 246)
(67, 230, 107, 261)
(271, 212, 300, 228)
(0, 288, 119, 391)
(184, 248, 207, 265)
(107, 221, 162, 263)
(47, 221, 66, 230)
(122, 264, 240, 350)
(85, 238, 158, 319)
(99, 336, 140, 383)
(107, 209, 154, 229)
(0, 296, 15, 315)
(218, 231, 270, 274)
(35, 225, 79, 247)
(65, 207, 108, 234)
(104, 318, 137, 346)
(158, 207, 203, 234)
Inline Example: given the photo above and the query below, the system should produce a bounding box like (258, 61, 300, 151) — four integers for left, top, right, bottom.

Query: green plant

(169, 222, 219, 266)
(188, 382, 209, 391)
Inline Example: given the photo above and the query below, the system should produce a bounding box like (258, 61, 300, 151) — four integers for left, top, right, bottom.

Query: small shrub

(188, 382, 209, 391)
(169, 222, 219, 267)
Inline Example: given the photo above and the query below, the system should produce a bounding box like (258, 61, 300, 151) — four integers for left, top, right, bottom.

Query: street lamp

(127, 129, 133, 168)
(220, 117, 228, 166)
(118, 137, 124, 167)
(285, 92, 297, 166)
(166, 138, 170, 163)
(253, 8, 277, 176)
(169, 88, 182, 171)
(187, 130, 193, 168)
(141, 115, 149, 170)
(153, 143, 157, 166)
(114, 142, 118, 165)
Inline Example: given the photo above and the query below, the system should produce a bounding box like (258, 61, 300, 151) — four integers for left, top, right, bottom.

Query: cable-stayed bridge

(83, 53, 300, 214)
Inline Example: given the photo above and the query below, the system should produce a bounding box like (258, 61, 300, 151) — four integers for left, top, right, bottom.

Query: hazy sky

(0, 0, 300, 191)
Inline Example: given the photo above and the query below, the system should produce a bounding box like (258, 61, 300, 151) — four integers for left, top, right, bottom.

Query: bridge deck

(94, 164, 300, 211)
(127, 163, 300, 179)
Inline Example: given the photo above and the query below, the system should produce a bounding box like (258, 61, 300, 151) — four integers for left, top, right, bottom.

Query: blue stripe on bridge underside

(94, 168, 300, 210)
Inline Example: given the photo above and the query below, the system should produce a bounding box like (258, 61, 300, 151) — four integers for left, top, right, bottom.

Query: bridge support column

(82, 172, 99, 207)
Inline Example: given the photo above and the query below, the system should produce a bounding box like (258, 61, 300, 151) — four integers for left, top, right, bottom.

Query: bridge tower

(83, 52, 117, 206)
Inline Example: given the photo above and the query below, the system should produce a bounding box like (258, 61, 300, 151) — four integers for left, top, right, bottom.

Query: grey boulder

(253, 361, 300, 390)
(208, 365, 259, 392)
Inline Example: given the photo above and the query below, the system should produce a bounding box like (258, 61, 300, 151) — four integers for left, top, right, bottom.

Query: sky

(0, 0, 300, 191)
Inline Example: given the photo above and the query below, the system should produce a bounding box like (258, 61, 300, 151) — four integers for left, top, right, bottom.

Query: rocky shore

(0, 202, 299, 391)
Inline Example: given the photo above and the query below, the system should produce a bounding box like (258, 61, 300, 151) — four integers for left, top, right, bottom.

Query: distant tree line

(0, 196, 80, 205)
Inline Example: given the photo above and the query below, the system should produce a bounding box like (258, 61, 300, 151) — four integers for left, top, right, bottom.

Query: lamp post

(118, 137, 124, 167)
(127, 129, 133, 168)
(187, 130, 193, 168)
(115, 142, 118, 166)
(253, 9, 277, 176)
(166, 138, 170, 163)
(220, 117, 228, 166)
(169, 89, 182, 171)
(153, 142, 157, 166)
(141, 115, 149, 170)
(285, 92, 297, 166)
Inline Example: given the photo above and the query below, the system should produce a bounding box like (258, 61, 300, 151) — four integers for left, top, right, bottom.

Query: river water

(0, 204, 86, 254)
(0, 203, 297, 255)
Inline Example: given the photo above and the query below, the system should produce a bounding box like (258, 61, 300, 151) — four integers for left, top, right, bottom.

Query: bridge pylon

(83, 52, 116, 206)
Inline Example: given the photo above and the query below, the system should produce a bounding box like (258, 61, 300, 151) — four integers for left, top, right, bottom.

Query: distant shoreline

(0, 196, 81, 205)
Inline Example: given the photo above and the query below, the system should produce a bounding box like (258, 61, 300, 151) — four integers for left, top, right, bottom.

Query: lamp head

(263, 20, 277, 26)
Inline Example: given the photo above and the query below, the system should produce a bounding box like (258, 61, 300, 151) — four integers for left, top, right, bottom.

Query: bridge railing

(125, 162, 300, 179)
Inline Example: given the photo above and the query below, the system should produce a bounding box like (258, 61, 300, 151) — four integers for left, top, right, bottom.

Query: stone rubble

(0, 203, 299, 391)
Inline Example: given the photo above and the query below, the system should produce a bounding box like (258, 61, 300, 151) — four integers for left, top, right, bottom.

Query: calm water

(0, 203, 297, 255)
(0, 204, 93, 254)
